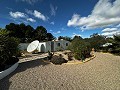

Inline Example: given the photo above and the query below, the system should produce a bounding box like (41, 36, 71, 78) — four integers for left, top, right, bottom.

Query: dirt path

(0, 52, 120, 90)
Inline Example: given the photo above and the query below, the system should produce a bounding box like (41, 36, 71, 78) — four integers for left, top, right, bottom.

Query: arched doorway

(41, 44, 45, 52)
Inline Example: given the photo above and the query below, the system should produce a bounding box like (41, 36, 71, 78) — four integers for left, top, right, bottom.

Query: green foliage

(72, 35, 83, 41)
(33, 26, 47, 41)
(0, 29, 10, 36)
(58, 36, 72, 42)
(68, 37, 91, 60)
(110, 35, 120, 55)
(0, 30, 19, 66)
(114, 35, 120, 42)
(85, 33, 106, 51)
(46, 33, 55, 41)
(5, 23, 55, 42)
(67, 52, 73, 61)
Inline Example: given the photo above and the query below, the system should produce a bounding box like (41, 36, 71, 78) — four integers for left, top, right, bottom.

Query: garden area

(0, 23, 120, 89)
(0, 23, 120, 72)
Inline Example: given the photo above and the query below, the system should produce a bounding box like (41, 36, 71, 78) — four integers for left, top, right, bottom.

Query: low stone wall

(63, 54, 96, 65)
(0, 62, 19, 80)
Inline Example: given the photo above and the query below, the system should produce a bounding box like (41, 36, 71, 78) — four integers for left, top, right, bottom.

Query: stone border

(0, 61, 19, 80)
(63, 54, 96, 65)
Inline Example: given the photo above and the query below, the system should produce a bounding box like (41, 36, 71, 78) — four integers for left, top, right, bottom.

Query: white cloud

(57, 31, 61, 33)
(53, 31, 61, 34)
(25, 9, 33, 15)
(50, 21, 54, 25)
(61, 28, 66, 31)
(6, 7, 13, 10)
(72, 33, 82, 38)
(26, 9, 48, 21)
(101, 28, 120, 37)
(9, 11, 26, 18)
(102, 28, 118, 32)
(16, 0, 42, 4)
(9, 11, 36, 23)
(27, 18, 36, 22)
(50, 4, 57, 16)
(116, 24, 120, 28)
(50, 29, 53, 32)
(67, 0, 120, 30)
(33, 10, 47, 21)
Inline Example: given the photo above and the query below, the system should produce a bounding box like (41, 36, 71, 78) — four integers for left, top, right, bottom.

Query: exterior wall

(45, 41, 51, 52)
(37, 42, 46, 52)
(53, 40, 70, 51)
(18, 43, 29, 50)
(19, 40, 70, 52)
(0, 61, 19, 80)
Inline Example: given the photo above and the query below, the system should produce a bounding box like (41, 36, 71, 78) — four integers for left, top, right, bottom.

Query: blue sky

(0, 0, 120, 38)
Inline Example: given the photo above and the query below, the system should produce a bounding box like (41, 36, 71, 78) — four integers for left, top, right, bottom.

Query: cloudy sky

(0, 0, 120, 38)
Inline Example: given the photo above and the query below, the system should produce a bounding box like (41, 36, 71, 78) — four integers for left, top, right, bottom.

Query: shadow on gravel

(0, 58, 50, 90)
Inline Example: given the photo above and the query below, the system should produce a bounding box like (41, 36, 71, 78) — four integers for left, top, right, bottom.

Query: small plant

(47, 51, 54, 60)
(67, 52, 73, 61)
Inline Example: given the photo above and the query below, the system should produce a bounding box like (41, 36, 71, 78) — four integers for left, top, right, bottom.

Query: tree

(114, 35, 120, 42)
(72, 35, 83, 41)
(58, 36, 72, 42)
(33, 26, 47, 41)
(6, 23, 17, 37)
(5, 23, 55, 42)
(6, 23, 24, 40)
(111, 35, 120, 54)
(46, 33, 55, 41)
(68, 36, 91, 60)
(90, 33, 99, 38)
(88, 33, 106, 50)
(0, 29, 9, 36)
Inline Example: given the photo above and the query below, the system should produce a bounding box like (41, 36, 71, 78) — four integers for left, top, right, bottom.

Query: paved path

(0, 52, 120, 90)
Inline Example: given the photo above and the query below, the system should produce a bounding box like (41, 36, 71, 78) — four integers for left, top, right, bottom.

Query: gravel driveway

(0, 52, 120, 90)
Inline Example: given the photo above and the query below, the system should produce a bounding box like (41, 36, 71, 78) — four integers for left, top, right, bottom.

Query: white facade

(51, 40, 70, 52)
(37, 40, 70, 52)
(19, 40, 70, 52)
(37, 41, 51, 52)
(19, 43, 29, 50)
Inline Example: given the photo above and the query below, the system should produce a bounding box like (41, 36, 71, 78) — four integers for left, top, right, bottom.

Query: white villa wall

(19, 43, 29, 50)
(19, 40, 70, 52)
(53, 40, 70, 51)
(46, 41, 51, 52)
(37, 42, 46, 52)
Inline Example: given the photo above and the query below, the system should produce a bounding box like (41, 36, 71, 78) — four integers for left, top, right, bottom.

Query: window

(66, 43, 68, 46)
(57, 43, 60, 46)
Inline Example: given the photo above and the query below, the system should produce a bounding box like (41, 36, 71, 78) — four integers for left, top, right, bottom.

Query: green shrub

(67, 52, 73, 61)
(74, 52, 81, 60)
(47, 51, 54, 60)
(0, 30, 20, 69)
(68, 38, 91, 60)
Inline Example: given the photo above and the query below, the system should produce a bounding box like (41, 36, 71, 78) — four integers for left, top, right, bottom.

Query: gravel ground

(0, 52, 120, 90)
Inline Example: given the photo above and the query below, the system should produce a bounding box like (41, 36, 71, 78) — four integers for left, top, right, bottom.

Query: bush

(0, 30, 19, 70)
(50, 55, 68, 65)
(47, 51, 54, 60)
(67, 52, 73, 61)
(68, 38, 91, 60)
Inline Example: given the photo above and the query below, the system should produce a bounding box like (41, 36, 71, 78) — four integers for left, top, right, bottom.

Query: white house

(19, 39, 70, 53)
(37, 39, 70, 52)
